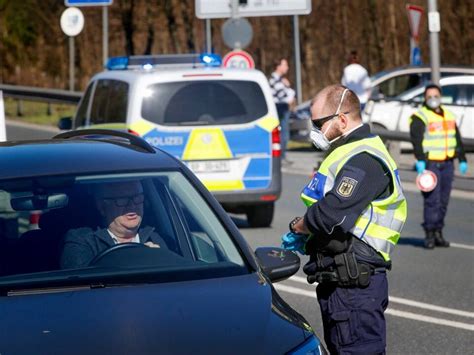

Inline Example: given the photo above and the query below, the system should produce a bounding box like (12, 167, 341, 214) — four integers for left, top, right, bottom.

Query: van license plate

(187, 161, 230, 173)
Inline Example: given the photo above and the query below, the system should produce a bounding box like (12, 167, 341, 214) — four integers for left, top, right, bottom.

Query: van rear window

(141, 80, 268, 125)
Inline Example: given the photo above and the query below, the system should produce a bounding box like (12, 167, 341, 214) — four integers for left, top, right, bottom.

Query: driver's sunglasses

(103, 193, 145, 207)
(311, 112, 350, 130)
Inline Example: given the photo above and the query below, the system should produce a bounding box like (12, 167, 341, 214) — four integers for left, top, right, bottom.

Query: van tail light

(271, 127, 281, 157)
(127, 129, 140, 136)
(29, 211, 41, 230)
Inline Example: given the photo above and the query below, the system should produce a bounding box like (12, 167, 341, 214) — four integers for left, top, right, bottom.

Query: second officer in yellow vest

(409, 84, 468, 249)
(287, 85, 407, 354)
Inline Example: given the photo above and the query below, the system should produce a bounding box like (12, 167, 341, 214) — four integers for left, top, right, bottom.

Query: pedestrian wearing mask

(409, 84, 468, 249)
(282, 85, 407, 354)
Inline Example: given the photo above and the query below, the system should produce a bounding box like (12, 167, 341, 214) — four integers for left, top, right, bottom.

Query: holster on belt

(304, 252, 372, 288)
(334, 253, 371, 288)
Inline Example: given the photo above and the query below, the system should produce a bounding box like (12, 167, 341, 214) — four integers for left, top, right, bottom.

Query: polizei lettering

(146, 136, 184, 146)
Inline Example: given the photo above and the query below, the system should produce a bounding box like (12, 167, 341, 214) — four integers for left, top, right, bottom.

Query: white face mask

(310, 89, 348, 151)
(426, 96, 441, 109)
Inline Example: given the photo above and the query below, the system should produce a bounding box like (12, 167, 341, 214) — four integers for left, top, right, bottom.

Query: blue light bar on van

(106, 56, 129, 70)
(106, 53, 222, 70)
(199, 53, 222, 67)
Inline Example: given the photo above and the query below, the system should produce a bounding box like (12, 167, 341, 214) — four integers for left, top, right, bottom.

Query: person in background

(269, 58, 295, 164)
(409, 83, 468, 249)
(341, 50, 372, 111)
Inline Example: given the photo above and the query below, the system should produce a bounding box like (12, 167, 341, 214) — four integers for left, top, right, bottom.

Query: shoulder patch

(336, 177, 358, 197)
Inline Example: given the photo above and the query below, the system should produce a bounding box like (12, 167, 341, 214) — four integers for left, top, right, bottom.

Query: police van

(61, 54, 281, 227)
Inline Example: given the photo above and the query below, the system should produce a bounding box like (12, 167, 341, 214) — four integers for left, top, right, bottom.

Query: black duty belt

(303, 251, 387, 288)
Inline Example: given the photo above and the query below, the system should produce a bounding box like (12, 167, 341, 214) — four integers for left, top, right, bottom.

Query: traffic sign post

(222, 50, 255, 69)
(222, 18, 253, 49)
(428, 0, 441, 85)
(65, 0, 112, 6)
(196, 0, 311, 19)
(60, 7, 85, 91)
(406, 4, 424, 66)
(0, 91, 6, 142)
(65, 0, 113, 66)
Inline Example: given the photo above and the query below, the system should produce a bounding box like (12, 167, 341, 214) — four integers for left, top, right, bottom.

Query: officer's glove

(281, 232, 307, 255)
(416, 160, 426, 174)
(459, 161, 468, 175)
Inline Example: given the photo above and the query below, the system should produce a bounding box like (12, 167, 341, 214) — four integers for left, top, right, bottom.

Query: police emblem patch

(337, 177, 358, 197)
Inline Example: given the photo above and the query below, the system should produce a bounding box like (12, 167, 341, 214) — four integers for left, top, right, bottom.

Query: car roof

(0, 134, 180, 181)
(371, 65, 474, 84)
(398, 75, 474, 99)
(91, 67, 268, 84)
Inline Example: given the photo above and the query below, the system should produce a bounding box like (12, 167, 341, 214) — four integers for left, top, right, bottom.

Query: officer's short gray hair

(313, 84, 361, 119)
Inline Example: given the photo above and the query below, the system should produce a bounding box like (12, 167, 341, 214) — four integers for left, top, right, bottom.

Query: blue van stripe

(224, 126, 270, 155)
(244, 180, 270, 189)
(244, 158, 270, 178)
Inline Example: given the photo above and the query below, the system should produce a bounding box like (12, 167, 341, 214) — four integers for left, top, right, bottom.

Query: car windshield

(141, 80, 268, 126)
(0, 171, 247, 291)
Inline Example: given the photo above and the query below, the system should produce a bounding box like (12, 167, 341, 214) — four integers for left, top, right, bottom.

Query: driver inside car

(60, 180, 165, 269)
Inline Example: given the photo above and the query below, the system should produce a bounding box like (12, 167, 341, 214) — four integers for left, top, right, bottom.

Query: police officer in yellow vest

(284, 85, 407, 354)
(409, 84, 468, 249)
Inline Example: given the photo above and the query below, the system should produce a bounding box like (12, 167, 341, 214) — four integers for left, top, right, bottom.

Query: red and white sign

(416, 170, 438, 192)
(223, 50, 255, 69)
(406, 4, 424, 42)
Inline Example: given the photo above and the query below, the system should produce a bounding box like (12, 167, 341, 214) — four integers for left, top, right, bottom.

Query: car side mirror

(255, 247, 300, 283)
(58, 117, 72, 130)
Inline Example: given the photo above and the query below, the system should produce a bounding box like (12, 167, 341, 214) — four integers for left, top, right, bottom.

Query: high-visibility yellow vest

(301, 135, 407, 261)
(410, 106, 457, 161)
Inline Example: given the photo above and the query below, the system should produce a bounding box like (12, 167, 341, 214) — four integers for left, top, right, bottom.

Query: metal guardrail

(0, 84, 82, 104)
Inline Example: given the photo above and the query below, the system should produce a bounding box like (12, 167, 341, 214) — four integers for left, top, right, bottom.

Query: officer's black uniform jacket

(304, 124, 391, 267)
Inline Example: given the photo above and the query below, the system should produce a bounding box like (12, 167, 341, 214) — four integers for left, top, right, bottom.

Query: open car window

(0, 172, 247, 289)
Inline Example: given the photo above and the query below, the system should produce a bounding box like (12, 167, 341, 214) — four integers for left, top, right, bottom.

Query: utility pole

(293, 15, 302, 104)
(103, 6, 109, 65)
(427, 0, 441, 85)
(206, 19, 212, 52)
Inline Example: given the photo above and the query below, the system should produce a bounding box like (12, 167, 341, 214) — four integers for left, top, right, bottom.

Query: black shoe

(434, 230, 450, 247)
(424, 230, 435, 249)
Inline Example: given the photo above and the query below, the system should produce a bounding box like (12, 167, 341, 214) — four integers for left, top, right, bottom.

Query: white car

(290, 66, 474, 142)
(363, 75, 474, 142)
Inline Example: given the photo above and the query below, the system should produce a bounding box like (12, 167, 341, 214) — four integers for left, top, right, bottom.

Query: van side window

(75, 83, 94, 128)
(89, 79, 129, 124)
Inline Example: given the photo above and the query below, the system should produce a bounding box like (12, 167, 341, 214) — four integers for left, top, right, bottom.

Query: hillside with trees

(0, 0, 473, 100)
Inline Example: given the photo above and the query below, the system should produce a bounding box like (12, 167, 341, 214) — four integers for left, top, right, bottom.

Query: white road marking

(276, 282, 474, 330)
(385, 309, 474, 331)
(287, 276, 474, 318)
(388, 296, 474, 318)
(450, 242, 474, 251)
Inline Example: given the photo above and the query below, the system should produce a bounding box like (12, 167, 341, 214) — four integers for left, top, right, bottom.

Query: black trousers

(317, 273, 388, 355)
(422, 159, 454, 231)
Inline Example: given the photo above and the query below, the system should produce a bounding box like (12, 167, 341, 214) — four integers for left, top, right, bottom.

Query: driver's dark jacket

(60, 226, 165, 269)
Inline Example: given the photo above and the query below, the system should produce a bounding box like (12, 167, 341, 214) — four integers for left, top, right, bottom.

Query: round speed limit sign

(223, 50, 255, 69)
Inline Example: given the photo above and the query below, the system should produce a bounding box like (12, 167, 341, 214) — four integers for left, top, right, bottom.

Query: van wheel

(246, 203, 274, 228)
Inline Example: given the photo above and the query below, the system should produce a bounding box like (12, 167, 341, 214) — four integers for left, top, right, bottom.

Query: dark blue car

(0, 130, 326, 354)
